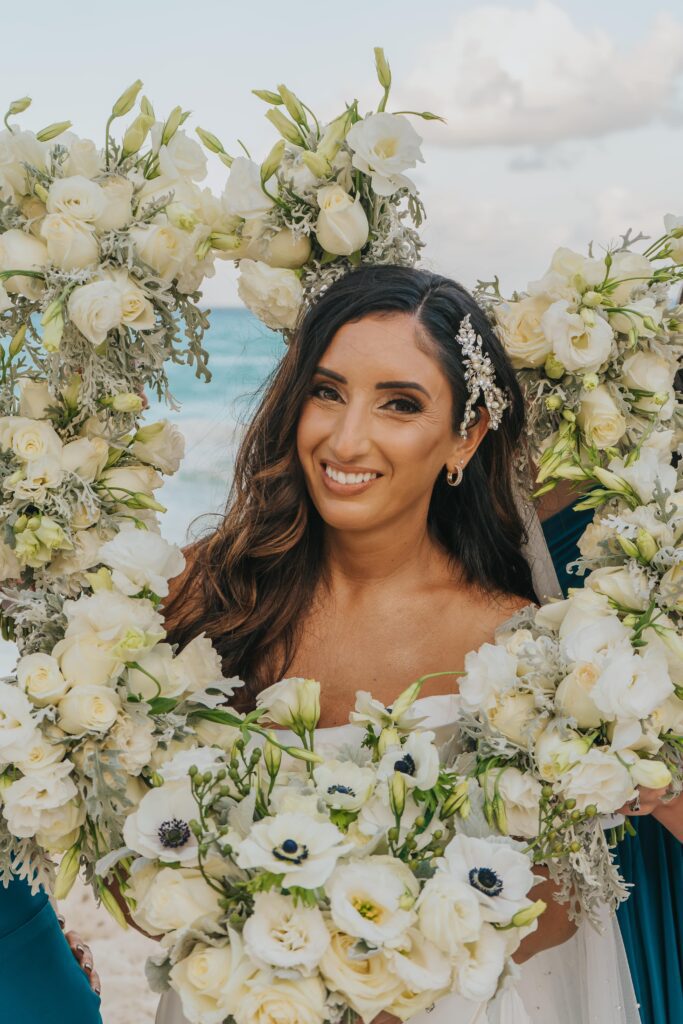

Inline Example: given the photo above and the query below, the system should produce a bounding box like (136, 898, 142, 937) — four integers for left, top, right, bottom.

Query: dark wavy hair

(165, 265, 535, 710)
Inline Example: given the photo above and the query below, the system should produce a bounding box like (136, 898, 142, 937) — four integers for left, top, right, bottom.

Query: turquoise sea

(155, 308, 284, 545)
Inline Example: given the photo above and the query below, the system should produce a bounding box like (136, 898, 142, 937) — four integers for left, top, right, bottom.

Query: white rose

(36, 797, 86, 853)
(94, 176, 134, 231)
(52, 633, 120, 687)
(170, 937, 251, 1024)
(15, 733, 64, 775)
(495, 296, 553, 369)
(237, 259, 303, 331)
(2, 761, 77, 838)
(157, 131, 207, 182)
(608, 252, 653, 304)
(41, 214, 99, 270)
(131, 420, 185, 474)
(130, 223, 188, 280)
(326, 856, 418, 945)
(99, 268, 155, 330)
(664, 213, 683, 263)
(260, 228, 312, 269)
(98, 527, 185, 598)
(243, 893, 330, 975)
(46, 175, 106, 222)
(133, 866, 218, 934)
(0, 228, 47, 299)
(622, 351, 676, 419)
(58, 684, 121, 735)
(124, 779, 199, 864)
(17, 652, 69, 706)
(347, 113, 424, 196)
(18, 379, 53, 419)
(320, 931, 402, 1023)
(560, 747, 635, 812)
(591, 646, 673, 723)
(236, 811, 349, 889)
(586, 565, 651, 611)
(460, 643, 519, 713)
(314, 758, 376, 811)
(555, 663, 602, 728)
(453, 923, 508, 1003)
(487, 690, 539, 747)
(222, 157, 275, 219)
(68, 279, 123, 346)
(106, 712, 156, 774)
(541, 300, 613, 373)
(63, 136, 103, 178)
(100, 463, 163, 502)
(576, 386, 627, 449)
(315, 184, 369, 256)
(235, 974, 326, 1024)
(0, 416, 63, 463)
(484, 766, 542, 839)
(0, 682, 37, 764)
(417, 871, 483, 954)
(62, 436, 109, 481)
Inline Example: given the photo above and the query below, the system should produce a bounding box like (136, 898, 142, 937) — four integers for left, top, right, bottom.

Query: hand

(371, 1014, 400, 1024)
(617, 785, 670, 817)
(58, 917, 101, 996)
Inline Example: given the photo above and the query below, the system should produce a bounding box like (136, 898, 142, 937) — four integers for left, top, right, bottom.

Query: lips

(319, 461, 382, 494)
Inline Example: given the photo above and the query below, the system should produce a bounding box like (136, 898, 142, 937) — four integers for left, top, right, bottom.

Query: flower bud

(630, 759, 672, 790)
(36, 121, 72, 142)
(112, 80, 143, 118)
(140, 96, 155, 119)
(109, 392, 144, 413)
(298, 677, 321, 731)
(260, 139, 285, 183)
(300, 151, 331, 179)
(593, 467, 629, 494)
(264, 732, 282, 777)
(545, 395, 563, 411)
(511, 899, 547, 928)
(122, 114, 154, 156)
(494, 796, 508, 835)
(317, 117, 350, 162)
(285, 745, 323, 764)
(99, 885, 129, 930)
(195, 126, 226, 154)
(252, 89, 284, 105)
(277, 84, 307, 125)
(615, 534, 640, 559)
(636, 529, 658, 563)
(390, 679, 423, 721)
(42, 310, 64, 352)
(544, 354, 565, 380)
(34, 182, 49, 203)
(374, 48, 392, 90)
(441, 780, 470, 818)
(582, 373, 599, 391)
(166, 203, 198, 232)
(266, 108, 302, 145)
(580, 308, 596, 327)
(161, 106, 183, 146)
(84, 566, 113, 592)
(208, 232, 241, 253)
(62, 374, 81, 409)
(130, 492, 167, 512)
(582, 290, 603, 308)
(378, 726, 401, 756)
(9, 324, 27, 358)
(54, 844, 80, 900)
(389, 771, 406, 818)
(7, 97, 31, 117)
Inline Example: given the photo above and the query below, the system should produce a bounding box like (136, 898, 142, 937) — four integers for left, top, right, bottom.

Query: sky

(5, 0, 683, 305)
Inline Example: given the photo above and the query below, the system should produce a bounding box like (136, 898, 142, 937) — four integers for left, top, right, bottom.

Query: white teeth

(324, 465, 378, 485)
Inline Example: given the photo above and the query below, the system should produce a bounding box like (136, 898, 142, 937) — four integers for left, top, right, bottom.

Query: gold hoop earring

(447, 466, 463, 487)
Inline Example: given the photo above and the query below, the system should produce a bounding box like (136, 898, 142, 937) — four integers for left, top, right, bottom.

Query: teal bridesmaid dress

(0, 873, 102, 1023)
(543, 502, 683, 1024)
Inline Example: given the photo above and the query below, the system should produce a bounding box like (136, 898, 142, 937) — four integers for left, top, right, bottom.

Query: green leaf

(190, 707, 248, 728)
(147, 697, 178, 715)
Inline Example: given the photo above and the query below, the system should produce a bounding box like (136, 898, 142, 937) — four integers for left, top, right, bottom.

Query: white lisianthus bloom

(320, 931, 403, 1023)
(385, 926, 452, 995)
(58, 684, 121, 735)
(485, 766, 542, 839)
(0, 129, 48, 198)
(326, 856, 418, 945)
(243, 893, 330, 974)
(417, 870, 483, 954)
(93, 175, 134, 231)
(0, 682, 38, 764)
(350, 690, 424, 732)
(534, 723, 591, 782)
(100, 463, 163, 503)
(591, 646, 674, 723)
(68, 279, 123, 346)
(347, 113, 424, 196)
(16, 652, 69, 706)
(377, 730, 440, 791)
(41, 213, 99, 270)
(62, 589, 165, 663)
(236, 811, 349, 889)
(130, 223, 188, 280)
(535, 247, 605, 296)
(62, 136, 103, 178)
(61, 436, 109, 481)
(495, 296, 553, 369)
(237, 259, 303, 331)
(170, 936, 252, 1024)
(2, 760, 78, 838)
(256, 677, 320, 731)
(18, 379, 53, 419)
(156, 130, 208, 182)
(0, 228, 47, 299)
(131, 420, 185, 474)
(576, 386, 627, 449)
(125, 643, 180, 700)
(168, 634, 226, 696)
(235, 973, 327, 1024)
(660, 563, 683, 614)
(622, 351, 676, 418)
(460, 643, 519, 713)
(585, 565, 651, 611)
(0, 415, 63, 463)
(560, 748, 635, 813)
(15, 733, 64, 776)
(608, 252, 653, 304)
(98, 527, 185, 598)
(453, 923, 508, 1003)
(35, 797, 86, 853)
(535, 586, 613, 636)
(442, 834, 536, 924)
(133, 866, 218, 935)
(555, 663, 602, 728)
(315, 185, 369, 256)
(124, 780, 199, 864)
(106, 712, 156, 774)
(541, 300, 614, 373)
(610, 296, 663, 339)
(46, 175, 106, 222)
(156, 744, 223, 783)
(222, 157, 275, 219)
(607, 448, 677, 505)
(313, 759, 376, 811)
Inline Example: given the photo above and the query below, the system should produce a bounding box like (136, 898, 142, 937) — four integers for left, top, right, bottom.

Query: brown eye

(383, 396, 423, 414)
(311, 383, 342, 402)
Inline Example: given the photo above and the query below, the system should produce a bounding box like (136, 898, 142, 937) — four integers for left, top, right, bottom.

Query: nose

(327, 398, 372, 463)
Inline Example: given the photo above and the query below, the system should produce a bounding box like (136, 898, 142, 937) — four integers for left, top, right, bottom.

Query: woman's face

(296, 312, 471, 534)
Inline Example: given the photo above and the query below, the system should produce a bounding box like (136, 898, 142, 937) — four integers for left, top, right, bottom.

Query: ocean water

(154, 308, 284, 545)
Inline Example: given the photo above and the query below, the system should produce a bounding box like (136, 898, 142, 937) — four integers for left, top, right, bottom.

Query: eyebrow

(314, 366, 431, 399)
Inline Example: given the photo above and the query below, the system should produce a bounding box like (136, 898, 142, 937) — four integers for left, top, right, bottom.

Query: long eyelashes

(309, 384, 423, 415)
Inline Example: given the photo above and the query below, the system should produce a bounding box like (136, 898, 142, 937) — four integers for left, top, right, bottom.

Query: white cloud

(403, 1, 683, 146)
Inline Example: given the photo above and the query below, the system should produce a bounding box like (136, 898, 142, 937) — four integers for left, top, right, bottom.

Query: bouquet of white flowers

(476, 225, 683, 494)
(118, 676, 544, 1023)
(197, 49, 438, 334)
(0, 84, 239, 902)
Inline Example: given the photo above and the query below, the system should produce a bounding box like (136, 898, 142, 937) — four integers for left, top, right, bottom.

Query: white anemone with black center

(123, 780, 199, 865)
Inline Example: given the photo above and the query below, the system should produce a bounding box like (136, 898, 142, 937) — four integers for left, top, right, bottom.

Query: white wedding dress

(156, 695, 640, 1024)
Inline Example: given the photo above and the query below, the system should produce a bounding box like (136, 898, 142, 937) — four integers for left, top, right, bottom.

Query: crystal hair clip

(455, 314, 509, 437)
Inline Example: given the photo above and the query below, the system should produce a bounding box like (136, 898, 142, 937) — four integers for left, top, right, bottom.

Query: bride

(159, 265, 639, 1023)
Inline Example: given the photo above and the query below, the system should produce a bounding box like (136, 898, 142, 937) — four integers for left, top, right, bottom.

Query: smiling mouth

(320, 462, 382, 491)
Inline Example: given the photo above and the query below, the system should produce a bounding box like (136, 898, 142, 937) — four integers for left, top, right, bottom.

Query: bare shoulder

(446, 583, 534, 651)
